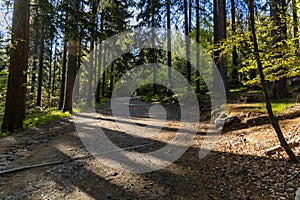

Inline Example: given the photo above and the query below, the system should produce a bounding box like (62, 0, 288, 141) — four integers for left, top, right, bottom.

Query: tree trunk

(214, 0, 229, 97)
(36, 21, 45, 107)
(151, 0, 157, 94)
(87, 40, 94, 105)
(248, 0, 298, 163)
(95, 45, 101, 103)
(63, 0, 80, 113)
(52, 44, 57, 97)
(293, 0, 299, 52)
(52, 59, 56, 97)
(188, 0, 192, 33)
(167, 0, 172, 94)
(87, 0, 97, 105)
(63, 41, 77, 113)
(31, 24, 39, 95)
(48, 39, 53, 106)
(230, 0, 239, 84)
(2, 0, 30, 132)
(270, 0, 289, 99)
(247, 23, 257, 80)
(184, 0, 192, 92)
(94, 41, 98, 81)
(110, 64, 114, 94)
(101, 47, 106, 97)
(195, 0, 200, 94)
(95, 15, 103, 103)
(74, 38, 82, 103)
(59, 39, 67, 110)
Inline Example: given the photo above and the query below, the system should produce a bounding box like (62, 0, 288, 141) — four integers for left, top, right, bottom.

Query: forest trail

(1, 99, 300, 199)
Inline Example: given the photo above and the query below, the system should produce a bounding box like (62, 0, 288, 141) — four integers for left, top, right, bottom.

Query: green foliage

(222, 11, 300, 87)
(139, 92, 179, 104)
(252, 101, 295, 115)
(74, 97, 108, 112)
(95, 97, 109, 106)
(23, 108, 70, 129)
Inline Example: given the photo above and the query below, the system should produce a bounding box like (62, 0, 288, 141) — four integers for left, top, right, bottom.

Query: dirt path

(1, 100, 300, 199)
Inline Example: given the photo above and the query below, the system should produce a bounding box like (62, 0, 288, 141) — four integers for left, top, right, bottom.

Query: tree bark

(270, 0, 289, 99)
(30, 22, 39, 95)
(151, 0, 157, 94)
(74, 38, 82, 103)
(36, 20, 45, 107)
(195, 0, 200, 94)
(184, 0, 192, 92)
(248, 0, 298, 163)
(63, 41, 77, 113)
(2, 0, 30, 132)
(48, 39, 53, 105)
(95, 15, 103, 103)
(52, 44, 57, 97)
(95, 44, 101, 102)
(230, 0, 239, 84)
(87, 0, 97, 106)
(63, 0, 80, 113)
(214, 0, 229, 97)
(101, 46, 106, 97)
(166, 0, 172, 94)
(293, 0, 299, 52)
(109, 64, 114, 94)
(59, 39, 67, 110)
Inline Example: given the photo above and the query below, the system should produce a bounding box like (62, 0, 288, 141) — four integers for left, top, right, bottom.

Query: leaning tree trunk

(248, 0, 298, 163)
(2, 0, 30, 132)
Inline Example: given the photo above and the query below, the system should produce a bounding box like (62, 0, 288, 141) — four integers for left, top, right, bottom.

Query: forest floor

(1, 98, 300, 200)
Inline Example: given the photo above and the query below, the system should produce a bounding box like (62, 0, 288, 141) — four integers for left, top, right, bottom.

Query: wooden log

(265, 138, 300, 156)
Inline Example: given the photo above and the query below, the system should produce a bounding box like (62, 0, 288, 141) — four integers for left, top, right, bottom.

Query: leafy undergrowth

(247, 101, 295, 115)
(24, 108, 70, 129)
(74, 97, 108, 111)
(0, 108, 70, 138)
(139, 93, 179, 104)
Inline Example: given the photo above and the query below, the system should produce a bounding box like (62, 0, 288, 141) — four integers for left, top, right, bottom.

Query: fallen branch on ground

(0, 143, 156, 175)
(265, 138, 300, 156)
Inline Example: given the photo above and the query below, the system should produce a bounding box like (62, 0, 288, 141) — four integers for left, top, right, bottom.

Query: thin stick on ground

(0, 143, 158, 175)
